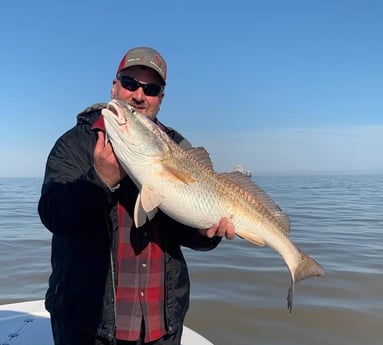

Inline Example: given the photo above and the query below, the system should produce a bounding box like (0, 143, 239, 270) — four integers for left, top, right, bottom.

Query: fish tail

(287, 249, 325, 313)
(287, 281, 295, 313)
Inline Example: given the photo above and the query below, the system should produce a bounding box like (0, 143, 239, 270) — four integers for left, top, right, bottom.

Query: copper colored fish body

(102, 99, 325, 312)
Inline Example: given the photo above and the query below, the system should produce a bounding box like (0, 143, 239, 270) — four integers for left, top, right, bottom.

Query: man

(38, 47, 235, 345)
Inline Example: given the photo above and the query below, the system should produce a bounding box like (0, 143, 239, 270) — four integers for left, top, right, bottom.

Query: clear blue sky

(1, 0, 382, 177)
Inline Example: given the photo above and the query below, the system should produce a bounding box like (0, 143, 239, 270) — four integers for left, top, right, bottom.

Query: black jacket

(38, 104, 221, 341)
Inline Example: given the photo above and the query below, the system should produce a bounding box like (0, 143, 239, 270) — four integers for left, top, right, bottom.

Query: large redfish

(101, 99, 325, 312)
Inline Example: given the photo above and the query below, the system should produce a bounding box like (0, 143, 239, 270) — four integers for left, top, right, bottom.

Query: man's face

(111, 66, 165, 121)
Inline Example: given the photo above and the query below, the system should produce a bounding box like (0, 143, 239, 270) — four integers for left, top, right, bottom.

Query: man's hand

(94, 131, 126, 188)
(199, 217, 235, 240)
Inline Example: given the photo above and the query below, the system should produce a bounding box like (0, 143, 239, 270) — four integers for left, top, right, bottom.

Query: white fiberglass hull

(0, 300, 213, 345)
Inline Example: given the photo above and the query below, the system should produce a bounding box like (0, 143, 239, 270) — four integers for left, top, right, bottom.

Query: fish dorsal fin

(220, 172, 256, 191)
(186, 147, 214, 170)
(220, 172, 291, 234)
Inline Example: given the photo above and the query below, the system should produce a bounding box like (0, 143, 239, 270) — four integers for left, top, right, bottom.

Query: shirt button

(140, 291, 145, 297)
(142, 263, 147, 268)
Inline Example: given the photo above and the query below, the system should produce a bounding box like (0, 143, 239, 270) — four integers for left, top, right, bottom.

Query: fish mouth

(106, 101, 118, 114)
(106, 99, 130, 125)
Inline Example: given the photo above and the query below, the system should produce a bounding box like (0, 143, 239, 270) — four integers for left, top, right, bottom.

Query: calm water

(0, 175, 382, 345)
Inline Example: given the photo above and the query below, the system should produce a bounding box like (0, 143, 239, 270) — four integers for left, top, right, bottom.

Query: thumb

(94, 131, 106, 156)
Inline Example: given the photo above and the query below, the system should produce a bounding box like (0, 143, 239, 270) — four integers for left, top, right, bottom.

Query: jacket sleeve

(38, 122, 116, 234)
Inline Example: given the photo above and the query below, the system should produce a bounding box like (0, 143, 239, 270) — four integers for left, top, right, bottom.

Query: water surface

(0, 176, 382, 344)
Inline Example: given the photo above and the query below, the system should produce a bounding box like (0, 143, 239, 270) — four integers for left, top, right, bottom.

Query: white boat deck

(0, 300, 213, 345)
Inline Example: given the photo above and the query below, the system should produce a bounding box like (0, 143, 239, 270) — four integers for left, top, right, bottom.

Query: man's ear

(111, 79, 118, 98)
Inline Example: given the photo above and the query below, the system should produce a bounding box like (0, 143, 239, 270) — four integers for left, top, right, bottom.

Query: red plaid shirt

(92, 115, 166, 342)
(115, 183, 166, 342)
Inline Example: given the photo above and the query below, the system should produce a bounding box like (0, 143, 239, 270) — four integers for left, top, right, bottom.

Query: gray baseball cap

(116, 47, 167, 85)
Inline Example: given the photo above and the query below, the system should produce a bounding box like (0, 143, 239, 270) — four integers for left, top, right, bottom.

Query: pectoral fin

(160, 163, 196, 185)
(133, 186, 160, 228)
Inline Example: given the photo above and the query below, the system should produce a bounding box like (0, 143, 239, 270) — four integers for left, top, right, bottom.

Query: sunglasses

(117, 74, 164, 97)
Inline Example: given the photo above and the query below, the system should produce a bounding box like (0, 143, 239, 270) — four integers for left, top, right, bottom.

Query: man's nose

(132, 86, 145, 101)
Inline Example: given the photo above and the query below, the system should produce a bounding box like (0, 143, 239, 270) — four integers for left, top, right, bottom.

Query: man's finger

(95, 131, 105, 148)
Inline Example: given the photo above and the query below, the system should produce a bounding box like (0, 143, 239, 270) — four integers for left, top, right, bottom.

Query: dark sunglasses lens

(144, 84, 162, 96)
(119, 76, 162, 96)
(120, 76, 139, 91)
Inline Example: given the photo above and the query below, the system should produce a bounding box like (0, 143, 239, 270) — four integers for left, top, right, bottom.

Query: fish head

(101, 98, 167, 170)
(102, 98, 148, 141)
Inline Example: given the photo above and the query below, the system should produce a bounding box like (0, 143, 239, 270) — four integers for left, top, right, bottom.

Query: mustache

(129, 101, 147, 109)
